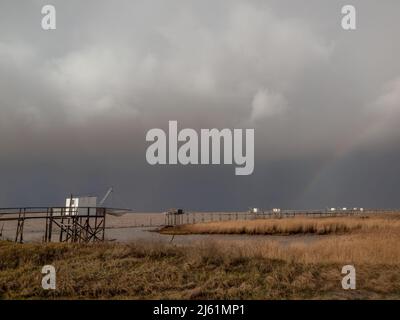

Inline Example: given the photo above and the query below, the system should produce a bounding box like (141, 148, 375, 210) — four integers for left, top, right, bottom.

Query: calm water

(106, 226, 323, 246)
(0, 212, 324, 245)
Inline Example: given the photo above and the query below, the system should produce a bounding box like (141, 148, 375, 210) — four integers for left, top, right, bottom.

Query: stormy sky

(1, 0, 400, 211)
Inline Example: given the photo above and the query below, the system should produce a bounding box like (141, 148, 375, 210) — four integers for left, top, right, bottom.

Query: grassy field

(0, 214, 399, 299)
(159, 214, 400, 236)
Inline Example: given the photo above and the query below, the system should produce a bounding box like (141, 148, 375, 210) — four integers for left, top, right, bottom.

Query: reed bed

(160, 215, 400, 236)
(1, 214, 399, 299)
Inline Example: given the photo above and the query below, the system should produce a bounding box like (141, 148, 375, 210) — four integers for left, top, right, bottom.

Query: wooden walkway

(0, 207, 126, 243)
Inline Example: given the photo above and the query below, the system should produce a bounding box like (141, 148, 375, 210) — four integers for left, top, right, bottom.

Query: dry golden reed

(160, 215, 400, 236)
(1, 214, 399, 299)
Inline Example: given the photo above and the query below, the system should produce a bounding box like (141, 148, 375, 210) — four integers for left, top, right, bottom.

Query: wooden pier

(0, 207, 113, 243)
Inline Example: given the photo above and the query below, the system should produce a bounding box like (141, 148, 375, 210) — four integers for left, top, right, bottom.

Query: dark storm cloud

(0, 0, 400, 210)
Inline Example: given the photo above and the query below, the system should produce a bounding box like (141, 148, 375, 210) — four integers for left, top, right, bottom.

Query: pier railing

(162, 208, 400, 226)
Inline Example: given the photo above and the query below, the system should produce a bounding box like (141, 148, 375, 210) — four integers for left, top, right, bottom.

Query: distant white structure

(272, 208, 281, 213)
(251, 208, 259, 214)
(65, 196, 97, 216)
(328, 207, 364, 213)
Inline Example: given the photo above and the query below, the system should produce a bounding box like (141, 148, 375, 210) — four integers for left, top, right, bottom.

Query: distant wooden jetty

(0, 207, 126, 243)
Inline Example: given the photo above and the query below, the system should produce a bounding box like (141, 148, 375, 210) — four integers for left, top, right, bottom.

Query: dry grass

(217, 230, 400, 265)
(1, 214, 399, 299)
(0, 238, 399, 299)
(159, 215, 400, 236)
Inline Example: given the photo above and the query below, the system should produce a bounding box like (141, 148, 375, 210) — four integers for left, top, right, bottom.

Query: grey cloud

(0, 0, 400, 210)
